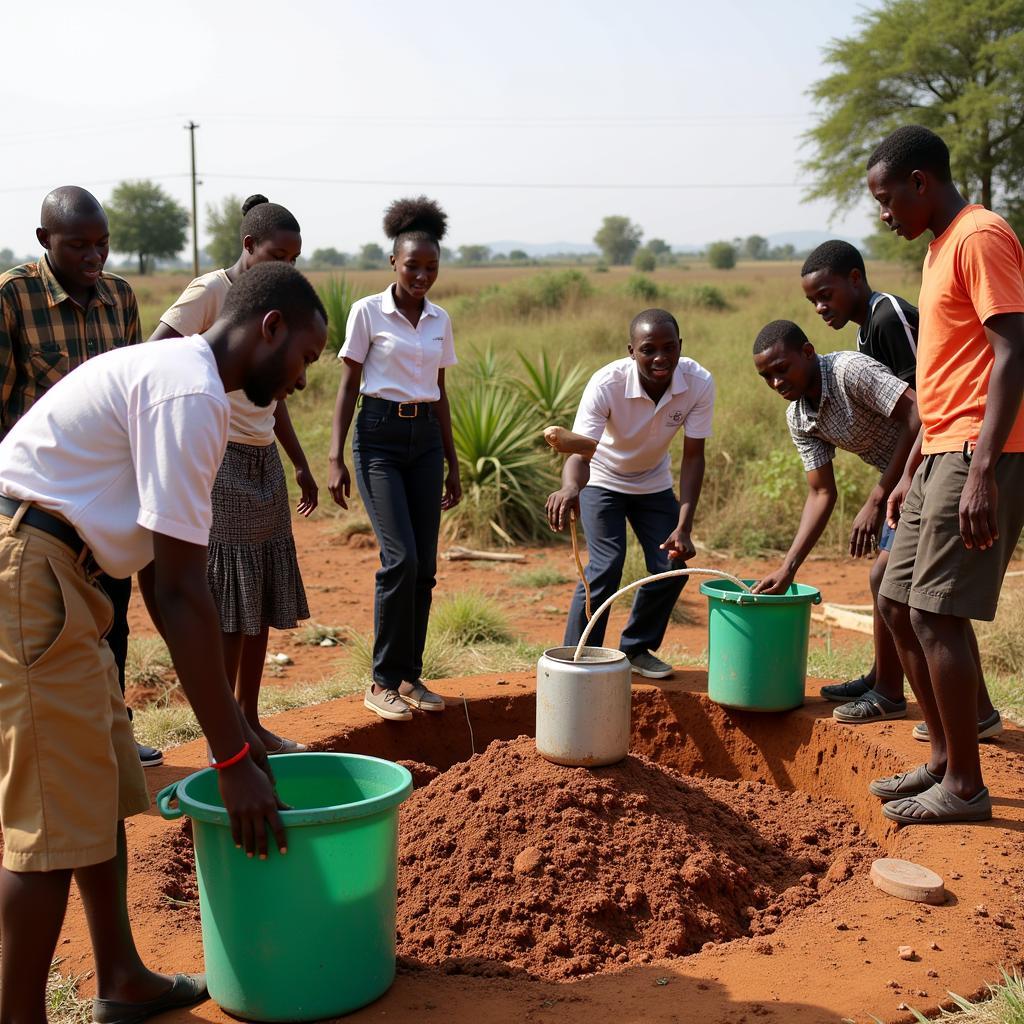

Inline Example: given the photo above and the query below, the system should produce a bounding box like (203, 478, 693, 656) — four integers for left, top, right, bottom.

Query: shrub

(512, 566, 570, 588)
(706, 242, 737, 270)
(515, 350, 589, 425)
(633, 248, 657, 273)
(448, 383, 557, 543)
(625, 274, 659, 302)
(683, 284, 730, 311)
(317, 275, 364, 353)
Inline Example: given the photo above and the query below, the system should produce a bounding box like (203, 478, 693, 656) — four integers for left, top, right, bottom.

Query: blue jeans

(353, 406, 444, 687)
(563, 485, 686, 655)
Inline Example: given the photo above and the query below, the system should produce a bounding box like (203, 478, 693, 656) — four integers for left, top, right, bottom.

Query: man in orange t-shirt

(863, 126, 1024, 826)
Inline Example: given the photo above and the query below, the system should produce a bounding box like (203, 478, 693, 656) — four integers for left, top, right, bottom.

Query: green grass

(124, 636, 174, 689)
(511, 566, 571, 588)
(46, 961, 91, 1024)
(425, 591, 512, 646)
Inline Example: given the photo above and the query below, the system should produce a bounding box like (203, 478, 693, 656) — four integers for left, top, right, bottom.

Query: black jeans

(563, 485, 686, 655)
(96, 573, 131, 696)
(353, 405, 444, 688)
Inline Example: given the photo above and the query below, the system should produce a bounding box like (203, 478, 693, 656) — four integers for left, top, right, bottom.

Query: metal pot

(535, 646, 631, 767)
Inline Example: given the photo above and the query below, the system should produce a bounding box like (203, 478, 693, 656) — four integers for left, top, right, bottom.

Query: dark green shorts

(879, 451, 1024, 621)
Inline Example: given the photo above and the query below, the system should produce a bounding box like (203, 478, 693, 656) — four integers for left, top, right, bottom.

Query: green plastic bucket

(156, 753, 412, 1022)
(699, 579, 822, 711)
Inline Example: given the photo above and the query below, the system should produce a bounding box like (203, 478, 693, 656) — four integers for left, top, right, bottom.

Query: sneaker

(627, 650, 673, 679)
(398, 681, 446, 712)
(137, 742, 164, 768)
(364, 686, 413, 722)
(912, 709, 1003, 743)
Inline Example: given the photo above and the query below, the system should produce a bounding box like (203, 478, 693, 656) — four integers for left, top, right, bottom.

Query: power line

(0, 173, 190, 196)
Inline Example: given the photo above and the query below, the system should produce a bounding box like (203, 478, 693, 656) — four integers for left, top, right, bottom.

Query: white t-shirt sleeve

(159, 278, 221, 336)
(439, 314, 457, 369)
(572, 375, 611, 441)
(683, 375, 715, 438)
(131, 394, 228, 545)
(339, 302, 371, 363)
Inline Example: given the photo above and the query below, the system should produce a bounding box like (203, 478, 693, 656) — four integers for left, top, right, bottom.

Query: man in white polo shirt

(546, 308, 715, 677)
(0, 263, 327, 1024)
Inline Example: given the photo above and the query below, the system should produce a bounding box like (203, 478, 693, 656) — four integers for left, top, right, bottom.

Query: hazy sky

(2, 0, 883, 257)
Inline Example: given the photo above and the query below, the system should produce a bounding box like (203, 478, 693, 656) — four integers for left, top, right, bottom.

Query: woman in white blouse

(328, 197, 461, 721)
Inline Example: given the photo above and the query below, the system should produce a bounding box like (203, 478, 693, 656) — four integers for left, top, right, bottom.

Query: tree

(509, 249, 529, 262)
(106, 180, 189, 274)
(742, 234, 769, 260)
(312, 247, 348, 267)
(0, 247, 14, 271)
(594, 216, 643, 265)
(646, 238, 672, 260)
(205, 194, 244, 269)
(358, 243, 386, 269)
(803, 0, 1024, 220)
(769, 242, 796, 261)
(458, 244, 491, 265)
(706, 242, 737, 269)
(633, 247, 657, 272)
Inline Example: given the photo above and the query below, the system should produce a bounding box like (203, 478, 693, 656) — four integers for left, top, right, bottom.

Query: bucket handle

(156, 781, 184, 820)
(733, 589, 823, 606)
(574, 568, 752, 662)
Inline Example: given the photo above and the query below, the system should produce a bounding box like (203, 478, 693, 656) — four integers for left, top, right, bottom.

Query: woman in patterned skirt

(150, 195, 315, 752)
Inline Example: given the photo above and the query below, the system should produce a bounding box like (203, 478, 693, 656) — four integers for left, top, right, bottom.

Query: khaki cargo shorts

(879, 451, 1024, 621)
(0, 511, 150, 871)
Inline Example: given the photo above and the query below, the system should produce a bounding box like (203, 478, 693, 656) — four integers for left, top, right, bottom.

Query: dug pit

(83, 673, 1024, 1023)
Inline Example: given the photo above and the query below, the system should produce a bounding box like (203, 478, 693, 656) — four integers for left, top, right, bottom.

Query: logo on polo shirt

(666, 410, 685, 426)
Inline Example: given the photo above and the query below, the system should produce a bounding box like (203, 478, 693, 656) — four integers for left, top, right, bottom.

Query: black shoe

(137, 743, 164, 768)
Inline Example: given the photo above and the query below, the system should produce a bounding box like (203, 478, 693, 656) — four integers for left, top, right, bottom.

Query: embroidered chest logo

(666, 409, 685, 426)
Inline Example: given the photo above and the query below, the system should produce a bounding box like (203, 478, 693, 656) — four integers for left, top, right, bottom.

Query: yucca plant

(448, 382, 556, 543)
(317, 275, 364, 354)
(461, 344, 513, 385)
(515, 350, 589, 426)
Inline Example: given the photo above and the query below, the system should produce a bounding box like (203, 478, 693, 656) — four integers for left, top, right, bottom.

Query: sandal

(833, 689, 907, 724)
(882, 783, 992, 825)
(868, 763, 943, 802)
(93, 973, 208, 1024)
(820, 675, 872, 702)
(912, 709, 1004, 743)
(266, 736, 308, 754)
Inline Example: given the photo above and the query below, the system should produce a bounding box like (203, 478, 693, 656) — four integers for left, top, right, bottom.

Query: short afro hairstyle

(800, 240, 866, 279)
(383, 196, 447, 254)
(221, 262, 327, 329)
(239, 194, 301, 245)
(866, 125, 952, 183)
(630, 307, 680, 339)
(753, 319, 809, 355)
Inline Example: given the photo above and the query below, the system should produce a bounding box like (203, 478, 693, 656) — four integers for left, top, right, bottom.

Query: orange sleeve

(957, 226, 1024, 324)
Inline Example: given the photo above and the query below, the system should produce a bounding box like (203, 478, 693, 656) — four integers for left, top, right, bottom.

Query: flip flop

(868, 763, 944, 802)
(93, 973, 208, 1024)
(882, 783, 992, 825)
(820, 675, 872, 702)
(912, 709, 1004, 743)
(833, 689, 907, 723)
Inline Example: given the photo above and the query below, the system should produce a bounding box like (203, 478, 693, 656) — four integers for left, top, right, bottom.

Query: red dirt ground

(32, 518, 1024, 1021)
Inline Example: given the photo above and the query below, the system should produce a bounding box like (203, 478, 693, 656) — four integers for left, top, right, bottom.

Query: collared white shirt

(572, 356, 715, 494)
(339, 286, 457, 403)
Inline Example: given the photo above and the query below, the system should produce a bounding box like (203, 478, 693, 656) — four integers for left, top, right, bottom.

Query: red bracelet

(210, 741, 250, 770)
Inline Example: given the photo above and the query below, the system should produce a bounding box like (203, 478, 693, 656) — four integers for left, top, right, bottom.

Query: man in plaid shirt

(750, 319, 999, 729)
(0, 186, 161, 766)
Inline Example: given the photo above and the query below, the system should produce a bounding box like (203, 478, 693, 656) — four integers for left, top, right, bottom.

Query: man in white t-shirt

(0, 263, 326, 1024)
(546, 308, 715, 677)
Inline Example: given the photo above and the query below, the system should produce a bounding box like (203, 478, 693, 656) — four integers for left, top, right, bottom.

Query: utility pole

(185, 121, 200, 277)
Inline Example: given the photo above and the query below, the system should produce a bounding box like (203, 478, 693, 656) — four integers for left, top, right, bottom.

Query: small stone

(927, 970, 939, 979)
(835, 921, 849, 931)
(950, 871, 962, 880)
(513, 846, 545, 875)
(916, 990, 928, 998)
(887, 980, 901, 989)
(898, 946, 917, 961)
(897, 1003, 909, 1011)
(974, 904, 989, 918)
(857, 936, 868, 943)
(930, 941, 942, 951)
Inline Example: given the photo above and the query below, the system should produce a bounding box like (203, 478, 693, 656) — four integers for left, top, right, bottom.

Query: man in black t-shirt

(801, 239, 918, 385)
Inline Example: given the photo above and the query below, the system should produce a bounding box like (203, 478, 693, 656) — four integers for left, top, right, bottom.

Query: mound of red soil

(396, 736, 876, 980)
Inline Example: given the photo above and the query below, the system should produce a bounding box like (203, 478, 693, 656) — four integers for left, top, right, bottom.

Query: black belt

(0, 495, 88, 557)
(360, 395, 432, 419)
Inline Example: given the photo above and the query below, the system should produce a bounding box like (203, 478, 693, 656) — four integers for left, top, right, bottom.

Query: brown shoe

(398, 680, 446, 712)
(364, 686, 413, 721)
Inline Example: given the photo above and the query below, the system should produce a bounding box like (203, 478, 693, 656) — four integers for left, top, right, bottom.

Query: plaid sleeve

(841, 353, 908, 419)
(0, 286, 16, 433)
(121, 284, 142, 345)
(787, 407, 834, 471)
